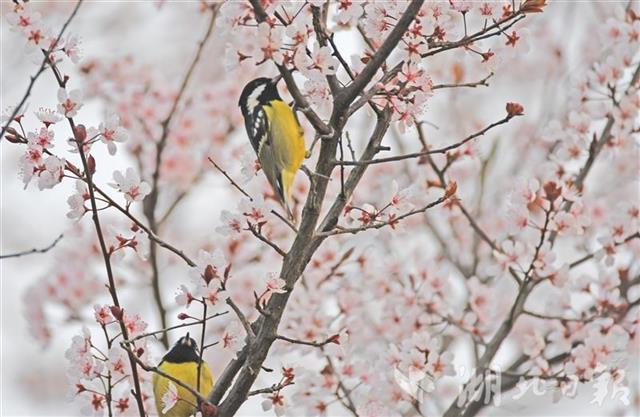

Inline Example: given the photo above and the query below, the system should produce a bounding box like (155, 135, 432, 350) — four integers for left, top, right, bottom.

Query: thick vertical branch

(212, 3, 424, 415)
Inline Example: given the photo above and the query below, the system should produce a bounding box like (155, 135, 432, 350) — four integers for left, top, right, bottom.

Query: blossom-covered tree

(2, 1, 639, 416)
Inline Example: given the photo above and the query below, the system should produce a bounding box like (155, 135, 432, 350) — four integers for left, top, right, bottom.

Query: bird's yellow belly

(264, 100, 306, 172)
(152, 361, 213, 417)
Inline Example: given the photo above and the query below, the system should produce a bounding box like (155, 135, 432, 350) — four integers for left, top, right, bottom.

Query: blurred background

(1, 1, 638, 416)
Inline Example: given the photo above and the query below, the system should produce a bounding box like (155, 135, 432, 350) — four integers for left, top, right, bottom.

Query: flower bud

(109, 305, 124, 321)
(74, 124, 87, 143)
(3, 127, 22, 143)
(200, 401, 218, 417)
(506, 102, 524, 117)
(87, 155, 96, 175)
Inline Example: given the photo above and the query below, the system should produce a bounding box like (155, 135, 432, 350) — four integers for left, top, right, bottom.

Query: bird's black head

(238, 77, 281, 116)
(162, 332, 201, 364)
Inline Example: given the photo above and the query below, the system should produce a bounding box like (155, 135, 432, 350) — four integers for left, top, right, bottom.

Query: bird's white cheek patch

(247, 84, 266, 112)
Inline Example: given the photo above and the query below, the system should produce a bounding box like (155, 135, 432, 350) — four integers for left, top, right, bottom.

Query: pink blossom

(449, 0, 473, 13)
(550, 212, 576, 236)
(110, 168, 151, 203)
(92, 114, 129, 155)
(262, 392, 286, 417)
(161, 382, 178, 414)
(594, 235, 617, 267)
(222, 322, 242, 351)
(80, 393, 106, 417)
(239, 150, 260, 183)
(35, 107, 62, 126)
(191, 249, 226, 286)
(426, 351, 455, 378)
(63, 34, 82, 63)
(257, 22, 285, 64)
(93, 304, 113, 325)
(108, 347, 131, 378)
(334, 1, 363, 27)
(37, 155, 65, 190)
(6, 4, 42, 33)
(67, 180, 89, 220)
(521, 329, 546, 357)
(122, 312, 147, 337)
(310, 42, 339, 76)
(266, 275, 287, 294)
(216, 210, 244, 236)
(239, 196, 269, 224)
(533, 244, 557, 276)
(57, 88, 84, 118)
(175, 284, 195, 307)
(285, 23, 311, 47)
(26, 127, 54, 149)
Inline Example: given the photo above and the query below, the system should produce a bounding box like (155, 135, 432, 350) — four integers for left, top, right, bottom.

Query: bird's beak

(271, 74, 283, 85)
(185, 332, 190, 339)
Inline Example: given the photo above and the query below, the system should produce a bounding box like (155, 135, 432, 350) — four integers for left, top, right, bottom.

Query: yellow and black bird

(152, 333, 213, 417)
(238, 77, 306, 218)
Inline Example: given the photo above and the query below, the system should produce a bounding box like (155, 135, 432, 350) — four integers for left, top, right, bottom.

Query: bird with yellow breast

(152, 333, 213, 417)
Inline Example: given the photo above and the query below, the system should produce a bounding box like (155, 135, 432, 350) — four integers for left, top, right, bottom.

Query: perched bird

(152, 333, 214, 417)
(238, 77, 306, 218)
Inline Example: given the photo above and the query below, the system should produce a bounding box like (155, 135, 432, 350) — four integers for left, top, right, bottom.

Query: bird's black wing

(248, 106, 271, 155)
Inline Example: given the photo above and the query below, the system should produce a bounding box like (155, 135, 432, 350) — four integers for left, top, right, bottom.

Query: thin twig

(93, 185, 197, 267)
(318, 194, 450, 236)
(568, 232, 640, 269)
(334, 115, 514, 166)
(246, 222, 287, 257)
(275, 334, 337, 348)
(125, 311, 228, 344)
(432, 72, 494, 90)
(226, 297, 255, 341)
(0, 233, 63, 259)
(248, 381, 295, 397)
(208, 157, 253, 200)
(197, 301, 207, 392)
(208, 157, 298, 233)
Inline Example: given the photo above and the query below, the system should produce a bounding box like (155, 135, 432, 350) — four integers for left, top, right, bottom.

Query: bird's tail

(281, 170, 297, 221)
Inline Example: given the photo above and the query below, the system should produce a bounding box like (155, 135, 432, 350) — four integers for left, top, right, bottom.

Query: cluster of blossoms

(65, 310, 154, 416)
(6, 2, 81, 62)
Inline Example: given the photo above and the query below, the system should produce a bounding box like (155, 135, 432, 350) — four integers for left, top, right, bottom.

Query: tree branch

(318, 194, 450, 236)
(275, 334, 338, 348)
(47, 44, 148, 417)
(246, 222, 287, 257)
(125, 311, 228, 344)
(337, 0, 425, 110)
(334, 115, 514, 166)
(0, 233, 63, 259)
